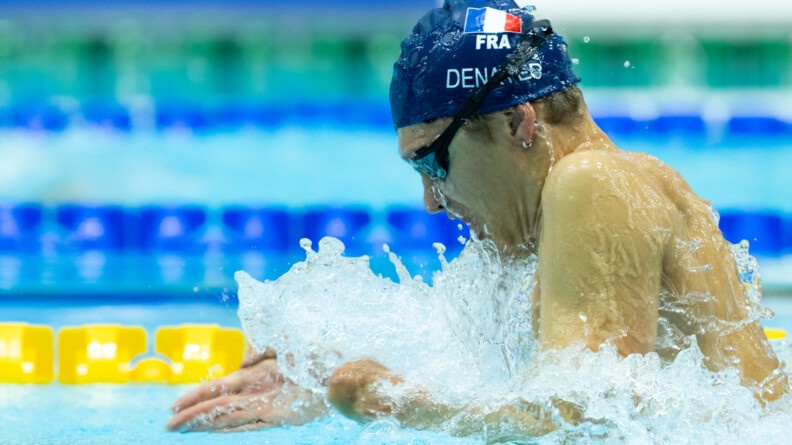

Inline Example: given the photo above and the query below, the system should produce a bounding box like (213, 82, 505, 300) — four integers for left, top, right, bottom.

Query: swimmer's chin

(445, 209, 492, 243)
(467, 223, 491, 244)
(468, 227, 530, 255)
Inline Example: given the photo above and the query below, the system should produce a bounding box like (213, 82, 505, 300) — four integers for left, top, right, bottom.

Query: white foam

(236, 236, 792, 442)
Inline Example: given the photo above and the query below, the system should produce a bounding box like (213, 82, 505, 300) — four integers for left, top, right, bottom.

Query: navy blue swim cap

(390, 0, 581, 129)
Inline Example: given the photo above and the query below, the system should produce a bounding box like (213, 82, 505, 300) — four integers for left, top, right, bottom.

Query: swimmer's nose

(421, 175, 444, 214)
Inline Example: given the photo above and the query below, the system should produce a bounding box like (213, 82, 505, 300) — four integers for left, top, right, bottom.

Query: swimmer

(167, 0, 788, 435)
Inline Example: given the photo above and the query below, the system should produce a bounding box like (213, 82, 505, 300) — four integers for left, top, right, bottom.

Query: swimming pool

(1, 122, 791, 442)
(1, 0, 791, 441)
(2, 291, 791, 444)
(1, 124, 790, 291)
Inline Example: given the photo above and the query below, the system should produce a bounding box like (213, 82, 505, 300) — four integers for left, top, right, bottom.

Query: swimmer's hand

(166, 349, 327, 433)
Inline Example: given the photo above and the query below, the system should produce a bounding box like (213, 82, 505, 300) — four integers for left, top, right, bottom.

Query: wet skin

(395, 103, 785, 400)
(166, 348, 327, 432)
(167, 100, 787, 434)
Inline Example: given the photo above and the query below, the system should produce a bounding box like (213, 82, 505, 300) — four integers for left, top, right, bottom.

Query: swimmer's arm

(328, 360, 456, 426)
(538, 153, 664, 355)
(327, 359, 577, 436)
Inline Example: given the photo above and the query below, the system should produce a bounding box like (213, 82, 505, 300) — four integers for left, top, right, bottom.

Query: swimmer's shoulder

(543, 149, 626, 200)
(541, 150, 632, 228)
(542, 148, 681, 220)
(607, 149, 702, 204)
(548, 148, 692, 193)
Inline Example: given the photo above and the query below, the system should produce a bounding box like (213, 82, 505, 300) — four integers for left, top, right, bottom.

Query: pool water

(1, 116, 790, 444)
(0, 297, 482, 444)
(0, 382, 495, 444)
(3, 128, 791, 212)
(3, 234, 791, 445)
(1, 296, 790, 444)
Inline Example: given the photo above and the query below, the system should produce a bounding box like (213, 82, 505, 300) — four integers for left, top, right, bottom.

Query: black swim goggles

(407, 20, 554, 181)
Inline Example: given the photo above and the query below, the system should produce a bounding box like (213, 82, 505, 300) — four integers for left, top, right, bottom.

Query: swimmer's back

(547, 147, 787, 402)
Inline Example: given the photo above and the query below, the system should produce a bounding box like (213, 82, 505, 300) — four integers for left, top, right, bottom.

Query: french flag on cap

(464, 7, 522, 34)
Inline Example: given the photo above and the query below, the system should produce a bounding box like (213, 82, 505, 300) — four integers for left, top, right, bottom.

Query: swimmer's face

(399, 114, 543, 247)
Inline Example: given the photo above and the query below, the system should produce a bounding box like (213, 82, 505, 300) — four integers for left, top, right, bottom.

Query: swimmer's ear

(504, 103, 536, 145)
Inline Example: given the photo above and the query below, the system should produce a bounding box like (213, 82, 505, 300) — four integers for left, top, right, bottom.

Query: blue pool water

(1, 294, 791, 444)
(1, 126, 790, 292)
(1, 116, 791, 443)
(0, 383, 481, 445)
(3, 127, 792, 212)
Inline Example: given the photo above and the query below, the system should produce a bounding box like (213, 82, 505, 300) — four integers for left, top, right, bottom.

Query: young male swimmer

(167, 0, 788, 435)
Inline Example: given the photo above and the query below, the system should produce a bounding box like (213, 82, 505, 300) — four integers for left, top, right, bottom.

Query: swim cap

(390, 0, 581, 129)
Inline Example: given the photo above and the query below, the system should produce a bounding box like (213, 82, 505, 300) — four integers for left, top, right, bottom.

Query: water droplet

(624, 60, 631, 68)
(571, 58, 580, 65)
(583, 36, 590, 43)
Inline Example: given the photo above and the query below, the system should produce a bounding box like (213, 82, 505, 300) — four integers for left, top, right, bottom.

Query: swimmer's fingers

(216, 422, 275, 433)
(169, 392, 318, 433)
(171, 360, 284, 414)
(167, 394, 268, 432)
(199, 408, 280, 433)
(170, 376, 236, 414)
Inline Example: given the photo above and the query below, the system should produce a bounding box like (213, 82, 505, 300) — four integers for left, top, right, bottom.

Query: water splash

(238, 237, 534, 401)
(236, 237, 792, 443)
(731, 240, 764, 305)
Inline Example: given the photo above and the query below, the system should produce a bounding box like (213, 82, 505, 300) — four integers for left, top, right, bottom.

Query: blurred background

(0, 0, 790, 302)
